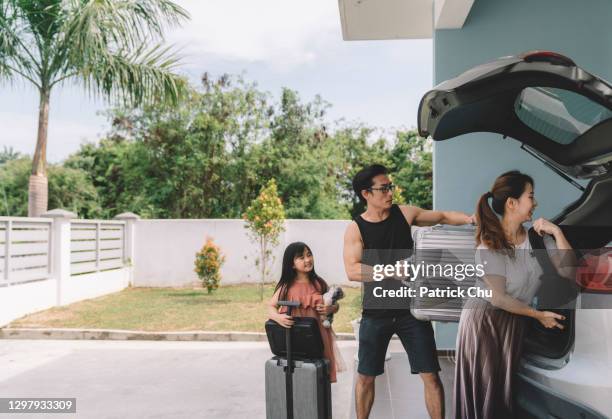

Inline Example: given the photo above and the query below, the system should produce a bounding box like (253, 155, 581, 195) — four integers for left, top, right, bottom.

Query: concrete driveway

(0, 339, 456, 418)
(0, 339, 357, 419)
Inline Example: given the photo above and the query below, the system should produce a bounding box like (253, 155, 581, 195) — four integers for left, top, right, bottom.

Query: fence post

(4, 219, 11, 283)
(114, 212, 140, 287)
(42, 209, 77, 306)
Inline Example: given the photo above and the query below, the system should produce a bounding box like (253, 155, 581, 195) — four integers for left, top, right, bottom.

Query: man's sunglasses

(367, 184, 396, 193)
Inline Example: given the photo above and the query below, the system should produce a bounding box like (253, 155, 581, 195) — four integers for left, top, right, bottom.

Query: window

(514, 87, 612, 144)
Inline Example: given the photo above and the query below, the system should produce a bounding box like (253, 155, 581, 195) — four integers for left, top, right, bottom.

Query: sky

(0, 0, 432, 163)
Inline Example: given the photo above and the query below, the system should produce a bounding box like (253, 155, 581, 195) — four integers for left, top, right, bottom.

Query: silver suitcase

(265, 357, 331, 419)
(410, 225, 477, 322)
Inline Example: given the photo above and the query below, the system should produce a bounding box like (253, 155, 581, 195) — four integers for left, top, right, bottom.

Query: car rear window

(514, 87, 612, 144)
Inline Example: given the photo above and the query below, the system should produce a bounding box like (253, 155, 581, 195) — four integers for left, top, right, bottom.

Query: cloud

(0, 111, 103, 163)
(169, 0, 341, 72)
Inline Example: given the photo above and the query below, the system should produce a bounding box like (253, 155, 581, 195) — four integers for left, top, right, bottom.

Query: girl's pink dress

(278, 281, 343, 383)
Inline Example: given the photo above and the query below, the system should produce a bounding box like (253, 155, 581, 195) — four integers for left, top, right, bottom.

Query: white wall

(61, 268, 130, 305)
(0, 269, 131, 327)
(133, 219, 353, 287)
(0, 279, 57, 326)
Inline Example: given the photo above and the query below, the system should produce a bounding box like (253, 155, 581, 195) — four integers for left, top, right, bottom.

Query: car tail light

(576, 249, 612, 293)
(521, 50, 575, 66)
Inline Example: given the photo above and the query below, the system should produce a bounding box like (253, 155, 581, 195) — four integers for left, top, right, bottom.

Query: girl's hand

(316, 304, 335, 315)
(274, 313, 294, 328)
(533, 217, 561, 237)
(536, 311, 565, 329)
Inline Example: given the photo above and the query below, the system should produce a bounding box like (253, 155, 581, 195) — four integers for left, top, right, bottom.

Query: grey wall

(431, 0, 612, 348)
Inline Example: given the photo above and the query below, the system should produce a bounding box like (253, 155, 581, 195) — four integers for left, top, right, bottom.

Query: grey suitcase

(410, 224, 477, 322)
(265, 357, 332, 419)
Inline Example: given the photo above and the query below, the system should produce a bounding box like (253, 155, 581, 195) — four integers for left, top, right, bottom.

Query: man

(343, 164, 474, 419)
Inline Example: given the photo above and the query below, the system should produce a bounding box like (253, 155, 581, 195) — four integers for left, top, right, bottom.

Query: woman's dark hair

(352, 164, 388, 204)
(476, 170, 534, 252)
(274, 242, 328, 301)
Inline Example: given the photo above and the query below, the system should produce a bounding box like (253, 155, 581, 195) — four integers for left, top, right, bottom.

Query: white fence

(0, 211, 133, 326)
(1, 212, 356, 327)
(70, 221, 126, 275)
(1, 218, 52, 285)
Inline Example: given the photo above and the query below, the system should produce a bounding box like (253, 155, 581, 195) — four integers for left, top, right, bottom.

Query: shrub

(194, 237, 225, 294)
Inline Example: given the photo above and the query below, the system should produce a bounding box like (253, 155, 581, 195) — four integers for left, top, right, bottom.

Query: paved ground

(0, 340, 356, 419)
(0, 339, 455, 419)
(349, 344, 455, 419)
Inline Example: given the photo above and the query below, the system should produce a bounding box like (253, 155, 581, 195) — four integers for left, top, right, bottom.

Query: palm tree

(0, 0, 189, 216)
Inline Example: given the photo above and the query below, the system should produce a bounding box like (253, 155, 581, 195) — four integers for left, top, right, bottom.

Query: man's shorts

(357, 311, 441, 376)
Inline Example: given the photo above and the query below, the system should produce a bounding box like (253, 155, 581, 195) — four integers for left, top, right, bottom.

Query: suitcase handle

(277, 300, 300, 419)
(431, 224, 476, 232)
(278, 300, 300, 311)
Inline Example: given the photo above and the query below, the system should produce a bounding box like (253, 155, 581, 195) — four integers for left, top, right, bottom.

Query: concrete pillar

(42, 209, 77, 306)
(114, 212, 140, 286)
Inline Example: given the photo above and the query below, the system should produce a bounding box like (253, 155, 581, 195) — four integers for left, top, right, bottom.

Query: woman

(454, 170, 573, 419)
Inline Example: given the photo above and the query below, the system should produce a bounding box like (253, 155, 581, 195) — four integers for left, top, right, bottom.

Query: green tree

(389, 131, 433, 209)
(0, 157, 102, 217)
(64, 137, 136, 218)
(67, 75, 271, 219)
(48, 165, 103, 218)
(251, 88, 350, 219)
(243, 179, 285, 301)
(62, 76, 433, 220)
(0, 146, 21, 165)
(0, 0, 189, 217)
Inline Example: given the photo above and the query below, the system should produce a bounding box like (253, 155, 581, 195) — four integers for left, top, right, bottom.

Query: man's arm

(401, 205, 473, 227)
(343, 222, 374, 282)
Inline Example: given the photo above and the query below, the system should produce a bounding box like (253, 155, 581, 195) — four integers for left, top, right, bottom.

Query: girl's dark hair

(274, 242, 328, 301)
(476, 170, 534, 252)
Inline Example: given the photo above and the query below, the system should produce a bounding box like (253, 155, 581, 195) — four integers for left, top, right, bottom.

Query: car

(416, 50, 612, 418)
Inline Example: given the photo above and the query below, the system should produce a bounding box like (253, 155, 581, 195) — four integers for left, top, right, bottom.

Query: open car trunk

(414, 51, 612, 362)
(418, 51, 612, 178)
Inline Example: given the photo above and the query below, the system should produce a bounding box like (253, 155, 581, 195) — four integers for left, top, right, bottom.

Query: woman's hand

(533, 217, 561, 237)
(274, 313, 294, 328)
(536, 310, 565, 329)
(316, 304, 336, 315)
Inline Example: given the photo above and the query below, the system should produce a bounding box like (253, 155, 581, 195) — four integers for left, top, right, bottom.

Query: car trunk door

(418, 51, 612, 179)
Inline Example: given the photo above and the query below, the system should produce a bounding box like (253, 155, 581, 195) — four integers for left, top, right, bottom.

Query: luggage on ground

(265, 301, 332, 419)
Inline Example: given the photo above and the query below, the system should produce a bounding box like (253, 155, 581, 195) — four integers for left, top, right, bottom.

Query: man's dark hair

(352, 164, 388, 204)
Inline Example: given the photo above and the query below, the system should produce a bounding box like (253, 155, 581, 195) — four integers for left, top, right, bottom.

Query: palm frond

(78, 42, 188, 107)
(0, 0, 42, 86)
(61, 0, 188, 53)
(48, 0, 189, 105)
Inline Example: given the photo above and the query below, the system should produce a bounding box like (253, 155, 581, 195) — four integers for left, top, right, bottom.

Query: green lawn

(8, 284, 362, 333)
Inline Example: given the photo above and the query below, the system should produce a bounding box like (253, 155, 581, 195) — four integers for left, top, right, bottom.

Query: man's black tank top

(354, 204, 414, 317)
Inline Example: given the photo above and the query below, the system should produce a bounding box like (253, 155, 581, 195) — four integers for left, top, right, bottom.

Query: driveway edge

(0, 328, 356, 341)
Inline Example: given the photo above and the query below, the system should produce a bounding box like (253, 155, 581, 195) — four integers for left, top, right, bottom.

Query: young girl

(267, 242, 345, 383)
